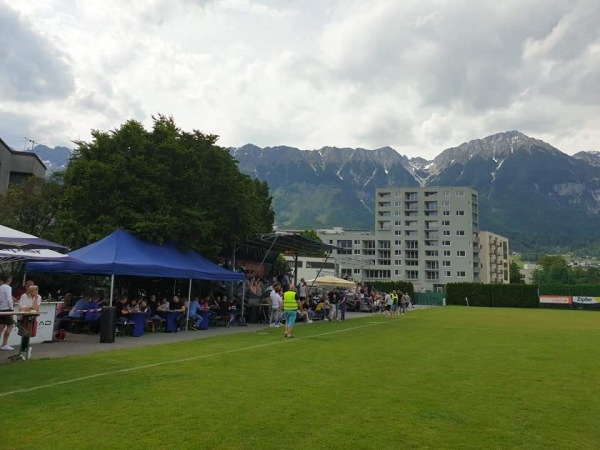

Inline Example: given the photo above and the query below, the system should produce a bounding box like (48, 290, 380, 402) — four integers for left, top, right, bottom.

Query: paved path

(2, 312, 368, 363)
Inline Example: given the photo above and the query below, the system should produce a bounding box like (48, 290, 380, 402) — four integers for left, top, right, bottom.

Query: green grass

(2, 307, 600, 449)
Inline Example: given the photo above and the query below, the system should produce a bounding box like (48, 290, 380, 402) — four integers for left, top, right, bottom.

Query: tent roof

(0, 248, 80, 263)
(235, 232, 338, 256)
(0, 225, 67, 250)
(306, 275, 356, 287)
(26, 230, 244, 281)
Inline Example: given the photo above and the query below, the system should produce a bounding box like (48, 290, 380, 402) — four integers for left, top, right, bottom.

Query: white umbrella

(306, 275, 356, 287)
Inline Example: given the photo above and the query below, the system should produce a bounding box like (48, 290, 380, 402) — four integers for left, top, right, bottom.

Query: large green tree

(509, 261, 524, 284)
(0, 175, 63, 240)
(55, 116, 274, 256)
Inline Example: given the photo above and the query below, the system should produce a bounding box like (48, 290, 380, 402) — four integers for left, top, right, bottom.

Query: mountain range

(28, 131, 600, 257)
(230, 131, 600, 258)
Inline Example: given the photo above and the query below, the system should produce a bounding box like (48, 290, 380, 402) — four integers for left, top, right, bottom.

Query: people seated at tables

(147, 294, 159, 315)
(157, 297, 170, 312)
(138, 298, 150, 316)
(115, 295, 131, 324)
(210, 296, 221, 312)
(200, 297, 210, 310)
(187, 296, 202, 330)
(169, 295, 186, 329)
(226, 298, 238, 327)
(128, 298, 140, 312)
(68, 294, 91, 320)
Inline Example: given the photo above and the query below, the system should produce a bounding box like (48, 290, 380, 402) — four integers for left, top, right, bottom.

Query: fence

(414, 292, 445, 306)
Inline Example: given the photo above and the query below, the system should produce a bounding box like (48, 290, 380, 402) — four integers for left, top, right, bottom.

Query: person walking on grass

(283, 285, 299, 338)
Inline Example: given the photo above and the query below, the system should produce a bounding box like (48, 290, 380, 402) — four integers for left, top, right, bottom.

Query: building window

(456, 230, 465, 236)
(442, 201, 450, 207)
(395, 260, 402, 266)
(456, 211, 465, 216)
(442, 241, 450, 246)
(354, 249, 361, 255)
(394, 270, 400, 276)
(456, 190, 465, 197)
(444, 271, 451, 277)
(395, 230, 402, 236)
(443, 191, 450, 197)
(394, 249, 401, 256)
(394, 240, 401, 246)
(443, 230, 450, 236)
(444, 250, 451, 256)
(443, 261, 451, 267)
(457, 251, 466, 257)
(354, 240, 360, 244)
(443, 211, 450, 216)
(354, 269, 360, 274)
(457, 271, 466, 277)
(442, 220, 450, 226)
(405, 270, 419, 280)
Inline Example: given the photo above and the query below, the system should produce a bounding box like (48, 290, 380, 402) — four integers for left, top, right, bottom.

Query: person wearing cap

(283, 284, 300, 338)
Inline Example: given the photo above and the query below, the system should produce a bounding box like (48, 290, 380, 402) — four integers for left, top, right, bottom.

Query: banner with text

(539, 295, 572, 305)
(572, 296, 600, 304)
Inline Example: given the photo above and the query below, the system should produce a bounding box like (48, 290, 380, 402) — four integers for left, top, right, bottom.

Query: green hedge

(539, 284, 600, 296)
(446, 283, 539, 308)
(371, 281, 414, 297)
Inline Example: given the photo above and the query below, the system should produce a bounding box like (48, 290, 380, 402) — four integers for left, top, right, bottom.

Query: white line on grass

(0, 319, 391, 399)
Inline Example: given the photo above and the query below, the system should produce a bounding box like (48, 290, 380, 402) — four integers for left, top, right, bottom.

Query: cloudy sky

(1, 0, 599, 158)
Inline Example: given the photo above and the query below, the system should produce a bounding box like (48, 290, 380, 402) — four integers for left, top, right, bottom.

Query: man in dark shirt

(115, 295, 130, 324)
(169, 295, 186, 329)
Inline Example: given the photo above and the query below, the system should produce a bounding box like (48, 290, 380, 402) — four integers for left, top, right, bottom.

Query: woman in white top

(19, 285, 41, 312)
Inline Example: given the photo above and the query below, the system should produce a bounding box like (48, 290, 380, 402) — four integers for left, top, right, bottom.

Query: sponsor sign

(572, 296, 600, 304)
(539, 295, 572, 305)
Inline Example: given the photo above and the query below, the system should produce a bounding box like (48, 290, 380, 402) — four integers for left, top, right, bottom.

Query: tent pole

(240, 284, 246, 326)
(186, 279, 192, 332)
(109, 274, 115, 306)
(293, 252, 298, 287)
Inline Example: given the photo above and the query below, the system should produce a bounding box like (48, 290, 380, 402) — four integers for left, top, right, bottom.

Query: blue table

(159, 311, 180, 332)
(199, 310, 211, 330)
(129, 312, 147, 337)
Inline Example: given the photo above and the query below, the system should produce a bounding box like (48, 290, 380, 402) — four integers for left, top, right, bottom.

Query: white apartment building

(318, 187, 488, 292)
(479, 231, 510, 284)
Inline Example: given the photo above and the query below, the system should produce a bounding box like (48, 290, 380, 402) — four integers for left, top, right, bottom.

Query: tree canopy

(54, 115, 274, 256)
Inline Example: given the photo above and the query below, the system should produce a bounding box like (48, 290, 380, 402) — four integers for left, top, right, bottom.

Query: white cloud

(0, 0, 599, 158)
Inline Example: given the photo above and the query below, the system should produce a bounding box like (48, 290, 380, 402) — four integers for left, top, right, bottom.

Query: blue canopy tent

(26, 230, 244, 308)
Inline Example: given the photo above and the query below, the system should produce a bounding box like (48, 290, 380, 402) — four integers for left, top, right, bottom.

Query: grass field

(2, 307, 600, 449)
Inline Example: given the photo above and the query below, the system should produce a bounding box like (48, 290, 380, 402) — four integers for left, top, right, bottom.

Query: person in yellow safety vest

(391, 290, 399, 315)
(283, 285, 300, 338)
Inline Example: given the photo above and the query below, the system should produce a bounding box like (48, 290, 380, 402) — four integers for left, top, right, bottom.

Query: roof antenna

(24, 137, 38, 151)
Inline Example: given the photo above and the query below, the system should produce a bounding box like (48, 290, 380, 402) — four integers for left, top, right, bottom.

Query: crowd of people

(263, 277, 414, 338)
(56, 291, 241, 334)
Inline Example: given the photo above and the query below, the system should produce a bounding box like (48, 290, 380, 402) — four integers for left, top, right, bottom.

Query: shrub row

(539, 284, 600, 296)
(446, 283, 539, 308)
